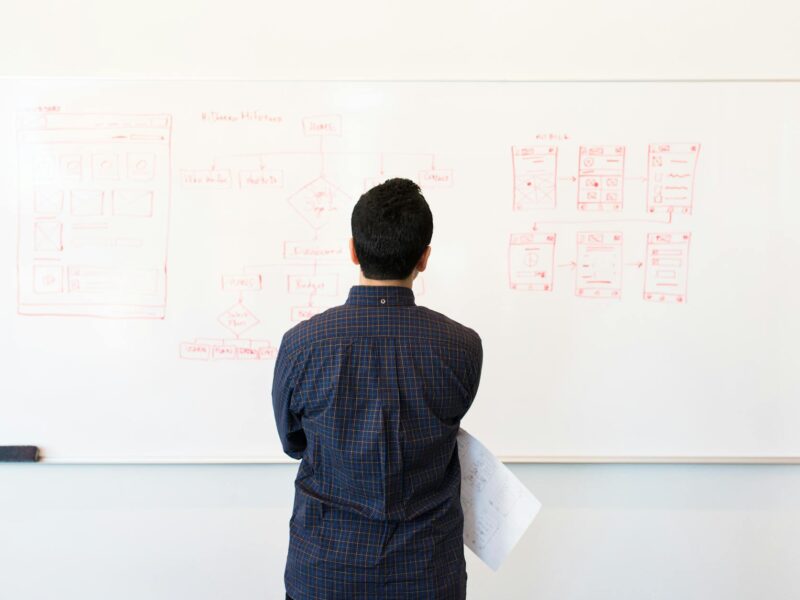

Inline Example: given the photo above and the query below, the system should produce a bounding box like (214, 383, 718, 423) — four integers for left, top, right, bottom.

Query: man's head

(350, 178, 433, 282)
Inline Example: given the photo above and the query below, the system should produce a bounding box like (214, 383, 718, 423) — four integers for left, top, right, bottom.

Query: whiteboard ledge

(32, 455, 800, 465)
(1, 76, 799, 84)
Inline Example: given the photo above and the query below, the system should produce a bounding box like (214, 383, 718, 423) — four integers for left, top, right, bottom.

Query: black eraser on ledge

(0, 446, 40, 462)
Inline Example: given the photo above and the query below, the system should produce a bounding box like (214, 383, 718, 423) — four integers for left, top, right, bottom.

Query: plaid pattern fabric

(273, 285, 483, 600)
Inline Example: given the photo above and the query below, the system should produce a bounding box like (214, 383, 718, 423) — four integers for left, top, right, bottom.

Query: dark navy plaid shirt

(273, 285, 483, 600)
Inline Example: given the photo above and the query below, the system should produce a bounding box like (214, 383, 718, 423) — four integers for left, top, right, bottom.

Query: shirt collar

(345, 285, 416, 307)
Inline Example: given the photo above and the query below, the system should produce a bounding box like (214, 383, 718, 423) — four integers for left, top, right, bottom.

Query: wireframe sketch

(643, 232, 691, 303)
(575, 232, 623, 299)
(646, 143, 700, 214)
(511, 146, 558, 210)
(577, 145, 625, 211)
(508, 233, 557, 292)
(16, 113, 172, 318)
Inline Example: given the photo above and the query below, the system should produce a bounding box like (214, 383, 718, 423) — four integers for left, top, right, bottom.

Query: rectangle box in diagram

(34, 189, 64, 214)
(644, 233, 691, 304)
(221, 274, 263, 291)
(179, 341, 212, 361)
(180, 169, 231, 189)
(511, 146, 558, 210)
(576, 232, 623, 299)
(290, 306, 325, 322)
(287, 274, 339, 296)
(112, 189, 154, 217)
(577, 145, 625, 211)
(507, 233, 556, 292)
(16, 112, 171, 318)
(283, 240, 347, 263)
(647, 143, 700, 214)
(66, 267, 159, 295)
(180, 339, 277, 361)
(239, 169, 283, 189)
(418, 169, 454, 189)
(302, 115, 342, 136)
(33, 221, 63, 252)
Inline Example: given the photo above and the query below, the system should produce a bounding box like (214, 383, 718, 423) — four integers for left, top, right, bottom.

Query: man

(272, 177, 483, 599)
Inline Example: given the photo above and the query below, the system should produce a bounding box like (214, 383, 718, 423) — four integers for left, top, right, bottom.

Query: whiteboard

(1, 79, 798, 462)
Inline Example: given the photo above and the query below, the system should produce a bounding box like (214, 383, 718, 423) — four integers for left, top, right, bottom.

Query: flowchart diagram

(15, 107, 699, 369)
(508, 142, 699, 303)
(14, 111, 446, 361)
(175, 114, 442, 361)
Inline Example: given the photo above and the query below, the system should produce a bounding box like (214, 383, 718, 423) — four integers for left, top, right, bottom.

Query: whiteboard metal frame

(36, 455, 800, 465)
(1, 77, 799, 83)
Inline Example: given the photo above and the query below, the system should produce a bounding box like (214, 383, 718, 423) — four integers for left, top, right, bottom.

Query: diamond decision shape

(218, 302, 260, 336)
(287, 176, 348, 230)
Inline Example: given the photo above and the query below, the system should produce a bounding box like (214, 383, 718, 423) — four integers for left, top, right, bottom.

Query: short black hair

(351, 178, 433, 280)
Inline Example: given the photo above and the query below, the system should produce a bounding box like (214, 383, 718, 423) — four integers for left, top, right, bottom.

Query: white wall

(2, 464, 800, 599)
(1, 0, 799, 80)
(2, 1, 799, 598)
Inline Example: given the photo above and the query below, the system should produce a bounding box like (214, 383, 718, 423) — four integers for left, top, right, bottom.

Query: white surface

(458, 429, 541, 569)
(1, 79, 799, 461)
(1, 0, 799, 81)
(0, 2, 798, 600)
(2, 462, 800, 600)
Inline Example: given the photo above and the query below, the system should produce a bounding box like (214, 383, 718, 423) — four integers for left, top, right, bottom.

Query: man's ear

(349, 238, 360, 266)
(416, 246, 432, 273)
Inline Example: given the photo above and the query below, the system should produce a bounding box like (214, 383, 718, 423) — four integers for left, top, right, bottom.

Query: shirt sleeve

(461, 332, 484, 418)
(272, 335, 306, 460)
(471, 336, 484, 400)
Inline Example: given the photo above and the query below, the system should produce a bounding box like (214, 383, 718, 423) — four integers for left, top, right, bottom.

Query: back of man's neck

(358, 273, 414, 289)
